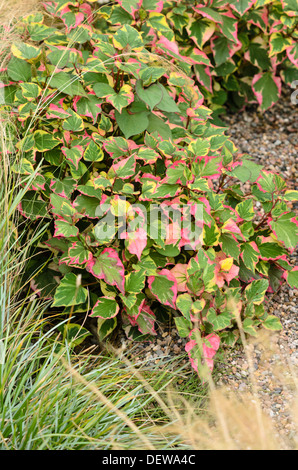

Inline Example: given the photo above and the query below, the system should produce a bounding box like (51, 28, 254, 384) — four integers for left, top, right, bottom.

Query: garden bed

(116, 88, 298, 447)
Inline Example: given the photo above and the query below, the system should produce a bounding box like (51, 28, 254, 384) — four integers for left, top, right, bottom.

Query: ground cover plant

(102, 0, 298, 115)
(0, 0, 298, 376)
(0, 56, 209, 450)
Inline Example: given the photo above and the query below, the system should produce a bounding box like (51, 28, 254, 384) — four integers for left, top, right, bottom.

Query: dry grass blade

(0, 0, 40, 25)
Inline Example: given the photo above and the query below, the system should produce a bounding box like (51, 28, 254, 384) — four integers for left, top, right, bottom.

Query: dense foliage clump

(1, 0, 297, 374)
(127, 0, 298, 114)
(102, 0, 297, 115)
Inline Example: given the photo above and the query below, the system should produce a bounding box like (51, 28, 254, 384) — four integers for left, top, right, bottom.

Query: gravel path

(123, 88, 297, 448)
(216, 89, 298, 447)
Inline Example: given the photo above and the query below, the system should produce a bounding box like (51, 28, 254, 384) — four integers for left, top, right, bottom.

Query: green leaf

(241, 242, 260, 273)
(17, 134, 35, 153)
(188, 178, 209, 192)
(75, 95, 102, 121)
(110, 155, 136, 179)
(90, 297, 119, 319)
(247, 43, 271, 70)
(108, 85, 134, 113)
(148, 271, 176, 308)
(262, 315, 282, 331)
(84, 141, 104, 162)
(148, 12, 172, 35)
(220, 13, 238, 43)
(139, 66, 166, 85)
(146, 114, 172, 140)
(258, 242, 286, 259)
(68, 241, 91, 265)
(236, 199, 255, 221)
(203, 219, 220, 246)
(125, 271, 146, 294)
(92, 82, 114, 97)
(270, 213, 298, 250)
(21, 191, 48, 220)
(213, 36, 230, 66)
(187, 18, 215, 49)
(115, 109, 149, 139)
(50, 193, 76, 220)
(176, 293, 193, 321)
(156, 85, 180, 113)
(47, 45, 79, 68)
(245, 279, 269, 305)
(58, 323, 91, 347)
(54, 219, 78, 238)
(34, 130, 60, 152)
(135, 80, 163, 111)
(97, 317, 118, 341)
(7, 57, 32, 81)
(63, 146, 82, 170)
(11, 42, 41, 62)
(27, 22, 56, 41)
(113, 24, 143, 50)
(63, 109, 84, 132)
(74, 195, 100, 218)
(283, 191, 298, 202)
(206, 309, 232, 331)
(53, 273, 88, 307)
(109, 5, 133, 25)
(220, 234, 240, 260)
(48, 72, 87, 97)
(252, 72, 280, 110)
(287, 269, 298, 288)
(174, 317, 192, 338)
(189, 138, 210, 156)
(230, 0, 254, 15)
(269, 33, 292, 57)
(242, 318, 258, 336)
(87, 249, 124, 294)
(12, 158, 34, 175)
(230, 159, 261, 183)
(20, 82, 41, 101)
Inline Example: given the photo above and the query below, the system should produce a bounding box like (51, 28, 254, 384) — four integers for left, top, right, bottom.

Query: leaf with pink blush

(230, 0, 257, 15)
(186, 330, 220, 374)
(123, 228, 147, 260)
(109, 155, 136, 179)
(135, 302, 157, 336)
(221, 219, 244, 239)
(46, 104, 71, 119)
(170, 264, 187, 292)
(116, 0, 141, 17)
(54, 218, 79, 238)
(193, 6, 223, 24)
(185, 339, 199, 373)
(87, 248, 125, 294)
(252, 72, 281, 110)
(148, 269, 177, 309)
(214, 253, 239, 288)
(286, 43, 298, 68)
(203, 333, 221, 359)
(155, 35, 197, 65)
(219, 11, 238, 43)
(68, 241, 92, 265)
(62, 146, 83, 171)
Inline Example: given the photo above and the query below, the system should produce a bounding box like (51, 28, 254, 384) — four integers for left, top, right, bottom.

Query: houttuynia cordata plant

(1, 0, 297, 375)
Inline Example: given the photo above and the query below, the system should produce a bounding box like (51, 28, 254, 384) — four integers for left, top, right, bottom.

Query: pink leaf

(170, 264, 187, 292)
(123, 227, 147, 260)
